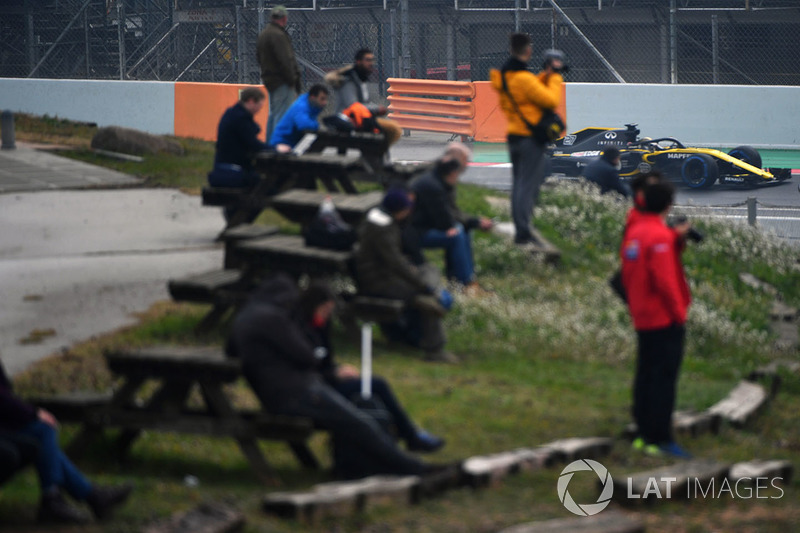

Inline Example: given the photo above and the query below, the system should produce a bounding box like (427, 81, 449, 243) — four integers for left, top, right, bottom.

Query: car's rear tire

(681, 154, 719, 189)
(728, 145, 762, 169)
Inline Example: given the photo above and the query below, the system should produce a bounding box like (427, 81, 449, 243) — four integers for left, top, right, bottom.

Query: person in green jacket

(355, 187, 457, 364)
(256, 5, 301, 141)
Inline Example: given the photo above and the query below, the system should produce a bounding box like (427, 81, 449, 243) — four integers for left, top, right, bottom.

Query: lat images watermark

(558, 460, 785, 516)
(557, 460, 614, 516)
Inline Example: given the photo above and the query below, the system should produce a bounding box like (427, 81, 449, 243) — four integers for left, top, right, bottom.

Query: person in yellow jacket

(490, 34, 565, 244)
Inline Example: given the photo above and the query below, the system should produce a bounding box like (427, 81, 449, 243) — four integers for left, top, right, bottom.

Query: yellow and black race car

(549, 124, 792, 188)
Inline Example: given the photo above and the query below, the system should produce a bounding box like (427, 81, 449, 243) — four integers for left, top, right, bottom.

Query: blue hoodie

(269, 93, 322, 148)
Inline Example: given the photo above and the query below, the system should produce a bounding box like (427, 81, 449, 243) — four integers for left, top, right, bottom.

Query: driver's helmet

(640, 137, 655, 151)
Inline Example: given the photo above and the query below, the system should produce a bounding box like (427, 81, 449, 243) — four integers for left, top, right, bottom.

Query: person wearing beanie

(355, 187, 458, 364)
(581, 147, 632, 198)
(227, 274, 440, 478)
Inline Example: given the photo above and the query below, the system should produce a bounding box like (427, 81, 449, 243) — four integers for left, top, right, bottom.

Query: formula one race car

(549, 124, 792, 188)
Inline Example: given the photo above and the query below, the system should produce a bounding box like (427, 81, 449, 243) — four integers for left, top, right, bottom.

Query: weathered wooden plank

(104, 346, 241, 382)
(234, 234, 353, 275)
(707, 380, 769, 427)
(262, 489, 360, 523)
(26, 391, 114, 422)
(540, 437, 614, 463)
(499, 510, 645, 533)
(349, 296, 405, 323)
(271, 190, 381, 225)
(613, 460, 730, 503)
(728, 460, 793, 484)
(168, 269, 246, 304)
(625, 409, 721, 439)
(143, 501, 244, 533)
(313, 475, 420, 510)
(462, 448, 552, 488)
(748, 360, 800, 381)
(492, 222, 561, 264)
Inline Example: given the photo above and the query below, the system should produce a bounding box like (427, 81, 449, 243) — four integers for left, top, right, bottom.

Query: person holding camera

(621, 180, 693, 459)
(490, 34, 565, 245)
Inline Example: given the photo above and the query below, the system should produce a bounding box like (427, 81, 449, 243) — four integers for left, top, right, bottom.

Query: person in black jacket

(208, 87, 270, 190)
(0, 360, 132, 524)
(581, 147, 631, 198)
(226, 275, 436, 478)
(409, 143, 493, 292)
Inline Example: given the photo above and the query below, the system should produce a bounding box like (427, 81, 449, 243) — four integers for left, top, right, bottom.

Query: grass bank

(3, 116, 799, 532)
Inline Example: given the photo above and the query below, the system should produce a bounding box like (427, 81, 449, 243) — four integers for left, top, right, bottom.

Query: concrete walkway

(0, 143, 138, 192)
(0, 145, 224, 375)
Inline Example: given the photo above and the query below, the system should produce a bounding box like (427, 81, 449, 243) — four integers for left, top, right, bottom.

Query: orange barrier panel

(472, 81, 567, 143)
(387, 78, 476, 138)
(174, 82, 269, 142)
(387, 78, 475, 99)
(387, 95, 475, 118)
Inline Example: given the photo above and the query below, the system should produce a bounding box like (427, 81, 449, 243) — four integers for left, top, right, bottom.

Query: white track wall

(566, 83, 800, 149)
(0, 78, 175, 135)
(2, 79, 800, 148)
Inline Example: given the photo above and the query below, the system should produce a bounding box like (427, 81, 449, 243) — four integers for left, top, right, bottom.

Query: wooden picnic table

(49, 346, 319, 484)
(235, 234, 354, 278)
(270, 189, 382, 227)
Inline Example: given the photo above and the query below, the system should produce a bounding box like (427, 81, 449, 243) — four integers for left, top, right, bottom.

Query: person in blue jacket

(269, 84, 330, 150)
(581, 147, 632, 198)
(208, 87, 270, 189)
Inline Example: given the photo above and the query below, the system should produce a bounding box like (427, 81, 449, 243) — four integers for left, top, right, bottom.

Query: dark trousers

(508, 135, 548, 241)
(332, 376, 417, 443)
(633, 324, 686, 445)
(251, 377, 425, 477)
(17, 421, 93, 500)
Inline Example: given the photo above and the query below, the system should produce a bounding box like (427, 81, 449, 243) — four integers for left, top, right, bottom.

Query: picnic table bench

(28, 346, 319, 484)
(270, 189, 382, 228)
(203, 152, 364, 230)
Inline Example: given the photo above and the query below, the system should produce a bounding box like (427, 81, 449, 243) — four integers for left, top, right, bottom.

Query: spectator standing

(0, 359, 132, 524)
(325, 48, 402, 147)
(621, 181, 693, 459)
(356, 187, 457, 364)
(408, 143, 493, 293)
(582, 147, 632, 198)
(256, 5, 301, 141)
(490, 34, 564, 244)
(269, 84, 329, 151)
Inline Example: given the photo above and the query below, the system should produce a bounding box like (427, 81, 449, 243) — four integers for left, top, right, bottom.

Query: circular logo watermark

(557, 459, 614, 516)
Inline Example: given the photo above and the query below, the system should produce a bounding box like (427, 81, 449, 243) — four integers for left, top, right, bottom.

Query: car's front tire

(682, 154, 719, 189)
(728, 145, 762, 169)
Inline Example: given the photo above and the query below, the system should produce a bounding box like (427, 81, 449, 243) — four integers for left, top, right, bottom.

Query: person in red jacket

(621, 180, 693, 458)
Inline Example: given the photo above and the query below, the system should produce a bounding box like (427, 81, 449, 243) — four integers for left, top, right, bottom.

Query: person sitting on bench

(269, 84, 329, 152)
(408, 142, 494, 295)
(355, 187, 458, 364)
(208, 87, 270, 190)
(226, 274, 439, 478)
(324, 48, 402, 148)
(0, 359, 132, 524)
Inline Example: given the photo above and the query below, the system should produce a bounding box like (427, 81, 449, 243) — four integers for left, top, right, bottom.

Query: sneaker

(412, 294, 447, 317)
(86, 483, 133, 520)
(632, 437, 661, 456)
(631, 437, 646, 451)
(38, 492, 91, 524)
(407, 430, 445, 453)
(660, 442, 693, 459)
(424, 349, 460, 364)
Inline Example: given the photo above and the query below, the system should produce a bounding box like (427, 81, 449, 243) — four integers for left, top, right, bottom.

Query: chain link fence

(2, 1, 800, 87)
